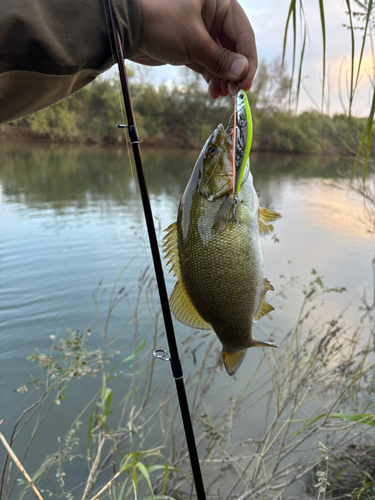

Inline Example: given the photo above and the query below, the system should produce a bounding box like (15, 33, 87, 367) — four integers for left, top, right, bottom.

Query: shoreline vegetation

(1, 61, 373, 156)
(1, 270, 374, 499)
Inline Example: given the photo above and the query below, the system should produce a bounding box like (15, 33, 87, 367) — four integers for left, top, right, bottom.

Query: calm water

(0, 144, 374, 496)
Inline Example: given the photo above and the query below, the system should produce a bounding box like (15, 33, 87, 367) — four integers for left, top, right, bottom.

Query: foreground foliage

(0, 268, 374, 500)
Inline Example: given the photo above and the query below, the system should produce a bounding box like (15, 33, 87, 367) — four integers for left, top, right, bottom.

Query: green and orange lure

(232, 89, 253, 195)
(212, 88, 253, 229)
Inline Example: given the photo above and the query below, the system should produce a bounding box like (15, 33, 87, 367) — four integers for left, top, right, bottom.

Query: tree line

(2, 60, 371, 156)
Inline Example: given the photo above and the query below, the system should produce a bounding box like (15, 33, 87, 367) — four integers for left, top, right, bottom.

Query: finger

(220, 0, 258, 90)
(187, 62, 231, 99)
(208, 76, 221, 99)
(219, 78, 229, 97)
(186, 62, 211, 82)
(189, 24, 249, 83)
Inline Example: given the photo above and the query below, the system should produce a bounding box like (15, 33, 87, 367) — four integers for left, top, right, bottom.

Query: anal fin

(254, 300, 274, 322)
(264, 278, 274, 292)
(222, 349, 247, 376)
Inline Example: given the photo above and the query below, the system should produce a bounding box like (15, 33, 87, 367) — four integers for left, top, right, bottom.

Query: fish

(163, 123, 281, 376)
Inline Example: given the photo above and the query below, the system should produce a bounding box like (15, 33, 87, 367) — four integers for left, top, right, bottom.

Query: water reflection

(0, 145, 352, 210)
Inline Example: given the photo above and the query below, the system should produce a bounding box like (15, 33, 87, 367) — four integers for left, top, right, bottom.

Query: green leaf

(133, 466, 138, 495)
(345, 0, 355, 141)
(15, 385, 28, 394)
(117, 477, 129, 500)
(291, 413, 327, 438)
(123, 339, 147, 363)
(350, 83, 375, 183)
(282, 0, 297, 106)
(296, 22, 307, 111)
(282, 0, 296, 64)
(119, 387, 136, 405)
(104, 388, 113, 416)
(135, 462, 154, 499)
(354, 0, 373, 94)
(331, 413, 375, 426)
(318, 0, 326, 110)
(143, 497, 176, 500)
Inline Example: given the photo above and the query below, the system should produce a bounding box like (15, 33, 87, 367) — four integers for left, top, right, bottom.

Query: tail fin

(222, 349, 247, 376)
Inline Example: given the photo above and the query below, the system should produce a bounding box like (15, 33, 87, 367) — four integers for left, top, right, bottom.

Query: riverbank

(1, 65, 371, 156)
(0, 124, 189, 149)
(0, 119, 365, 156)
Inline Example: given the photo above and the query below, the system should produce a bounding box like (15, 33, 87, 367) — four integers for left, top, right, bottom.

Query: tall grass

(0, 269, 374, 499)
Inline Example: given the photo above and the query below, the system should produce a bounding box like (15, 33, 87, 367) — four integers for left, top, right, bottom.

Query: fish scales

(179, 179, 264, 350)
(163, 123, 281, 376)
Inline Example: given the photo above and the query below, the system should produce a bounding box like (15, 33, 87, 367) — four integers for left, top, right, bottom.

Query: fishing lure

(232, 89, 253, 195)
(212, 87, 254, 229)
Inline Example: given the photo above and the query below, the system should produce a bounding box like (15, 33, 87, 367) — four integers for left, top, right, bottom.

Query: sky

(127, 0, 374, 116)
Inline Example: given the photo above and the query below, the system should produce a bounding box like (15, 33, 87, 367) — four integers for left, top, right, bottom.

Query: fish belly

(178, 190, 264, 352)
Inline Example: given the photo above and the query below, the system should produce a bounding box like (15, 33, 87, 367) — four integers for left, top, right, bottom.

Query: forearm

(0, 0, 142, 124)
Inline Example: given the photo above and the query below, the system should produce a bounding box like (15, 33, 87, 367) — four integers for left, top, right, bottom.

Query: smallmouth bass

(163, 124, 281, 376)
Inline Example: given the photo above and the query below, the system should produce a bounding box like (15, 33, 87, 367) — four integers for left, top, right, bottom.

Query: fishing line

(226, 111, 235, 134)
(122, 106, 152, 273)
(103, 6, 151, 272)
(102, 1, 207, 498)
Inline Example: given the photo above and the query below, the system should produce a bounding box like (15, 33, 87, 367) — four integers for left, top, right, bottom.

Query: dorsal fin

(162, 222, 179, 278)
(258, 207, 281, 235)
(163, 222, 211, 331)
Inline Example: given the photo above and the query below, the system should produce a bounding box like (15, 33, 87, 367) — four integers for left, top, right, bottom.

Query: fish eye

(206, 145, 217, 156)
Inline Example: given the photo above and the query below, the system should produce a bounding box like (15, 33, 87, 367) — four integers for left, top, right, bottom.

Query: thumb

(190, 31, 248, 81)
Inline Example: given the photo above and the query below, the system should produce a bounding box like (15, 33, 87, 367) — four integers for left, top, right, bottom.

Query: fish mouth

(214, 124, 230, 143)
(207, 124, 232, 154)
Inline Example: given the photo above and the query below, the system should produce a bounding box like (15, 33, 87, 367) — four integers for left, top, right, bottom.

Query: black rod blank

(104, 1, 207, 498)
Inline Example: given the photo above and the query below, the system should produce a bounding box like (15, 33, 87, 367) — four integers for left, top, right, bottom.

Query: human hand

(131, 0, 257, 98)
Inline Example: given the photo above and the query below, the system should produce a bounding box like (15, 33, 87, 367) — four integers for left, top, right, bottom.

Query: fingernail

(229, 57, 246, 79)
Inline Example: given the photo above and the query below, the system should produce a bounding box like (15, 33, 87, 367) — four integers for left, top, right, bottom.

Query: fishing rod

(103, 1, 207, 498)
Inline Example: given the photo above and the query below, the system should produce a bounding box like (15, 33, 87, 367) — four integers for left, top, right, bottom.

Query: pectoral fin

(258, 207, 281, 235)
(222, 349, 247, 376)
(213, 194, 241, 230)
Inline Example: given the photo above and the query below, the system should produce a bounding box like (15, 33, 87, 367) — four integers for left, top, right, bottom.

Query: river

(0, 144, 374, 498)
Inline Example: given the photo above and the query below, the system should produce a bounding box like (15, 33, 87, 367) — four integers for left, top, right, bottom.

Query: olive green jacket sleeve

(0, 0, 142, 124)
